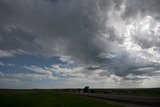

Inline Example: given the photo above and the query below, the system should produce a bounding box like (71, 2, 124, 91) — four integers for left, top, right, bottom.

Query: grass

(92, 88, 160, 97)
(0, 90, 122, 107)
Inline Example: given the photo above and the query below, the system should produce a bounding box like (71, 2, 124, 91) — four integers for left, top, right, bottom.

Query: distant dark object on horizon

(83, 86, 89, 93)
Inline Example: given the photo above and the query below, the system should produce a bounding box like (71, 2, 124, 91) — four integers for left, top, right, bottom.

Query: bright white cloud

(0, 49, 14, 57)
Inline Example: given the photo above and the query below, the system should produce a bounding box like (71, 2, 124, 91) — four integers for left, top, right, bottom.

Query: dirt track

(75, 93, 160, 107)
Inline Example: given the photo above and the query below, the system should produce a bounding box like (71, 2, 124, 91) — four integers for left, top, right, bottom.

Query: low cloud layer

(0, 0, 160, 88)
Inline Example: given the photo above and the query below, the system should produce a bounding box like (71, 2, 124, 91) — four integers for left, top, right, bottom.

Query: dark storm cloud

(0, 0, 160, 82)
(0, 0, 116, 63)
(0, 27, 36, 50)
(86, 66, 101, 70)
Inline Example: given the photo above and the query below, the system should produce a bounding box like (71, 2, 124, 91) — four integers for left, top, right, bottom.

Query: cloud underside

(0, 0, 160, 87)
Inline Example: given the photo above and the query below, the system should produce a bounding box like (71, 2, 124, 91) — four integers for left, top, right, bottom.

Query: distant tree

(83, 86, 89, 93)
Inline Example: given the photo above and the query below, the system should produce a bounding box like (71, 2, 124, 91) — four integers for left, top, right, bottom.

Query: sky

(0, 0, 160, 89)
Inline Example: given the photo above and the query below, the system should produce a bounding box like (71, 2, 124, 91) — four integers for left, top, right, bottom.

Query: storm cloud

(0, 0, 160, 88)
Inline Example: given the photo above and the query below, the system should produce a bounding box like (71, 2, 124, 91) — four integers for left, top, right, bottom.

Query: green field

(89, 88, 160, 96)
(0, 90, 122, 107)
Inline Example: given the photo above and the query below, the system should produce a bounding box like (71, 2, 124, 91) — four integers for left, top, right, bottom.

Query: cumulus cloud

(23, 65, 53, 75)
(20, 64, 84, 80)
(0, 64, 84, 81)
(8, 73, 57, 81)
(0, 0, 160, 88)
(0, 71, 56, 81)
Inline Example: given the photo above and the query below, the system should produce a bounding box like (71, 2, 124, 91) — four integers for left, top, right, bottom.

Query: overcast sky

(0, 0, 160, 89)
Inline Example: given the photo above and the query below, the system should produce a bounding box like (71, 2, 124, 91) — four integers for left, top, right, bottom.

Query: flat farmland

(0, 89, 122, 107)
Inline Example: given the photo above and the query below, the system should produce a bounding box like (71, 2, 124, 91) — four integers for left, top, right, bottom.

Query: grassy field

(0, 89, 122, 107)
(89, 88, 160, 96)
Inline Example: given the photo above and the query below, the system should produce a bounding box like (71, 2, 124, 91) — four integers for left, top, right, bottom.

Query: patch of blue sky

(0, 65, 35, 74)
(58, 63, 77, 69)
(0, 54, 65, 67)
